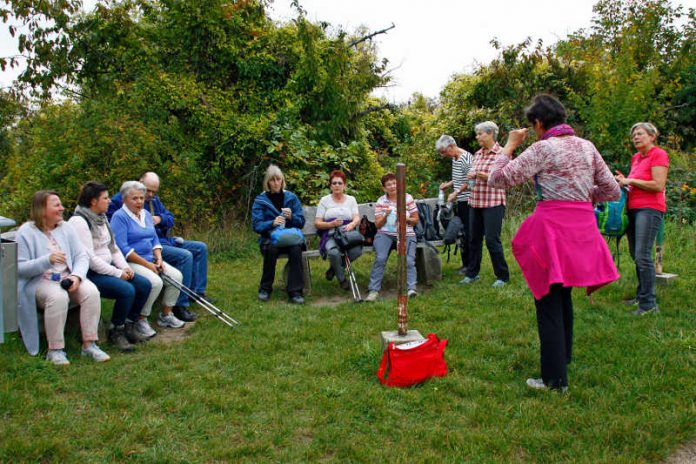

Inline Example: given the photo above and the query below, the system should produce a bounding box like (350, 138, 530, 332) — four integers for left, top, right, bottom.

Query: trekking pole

(344, 254, 362, 303)
(160, 272, 240, 327)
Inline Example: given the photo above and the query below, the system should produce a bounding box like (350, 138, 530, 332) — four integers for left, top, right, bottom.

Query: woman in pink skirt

(489, 94, 621, 391)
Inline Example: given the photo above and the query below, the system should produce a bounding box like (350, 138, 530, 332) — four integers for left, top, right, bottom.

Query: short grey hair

(120, 180, 147, 200)
(474, 121, 499, 140)
(263, 164, 286, 192)
(435, 135, 457, 151)
(630, 122, 659, 138)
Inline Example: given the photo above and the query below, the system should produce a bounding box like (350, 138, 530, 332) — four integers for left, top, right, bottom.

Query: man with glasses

(107, 172, 210, 322)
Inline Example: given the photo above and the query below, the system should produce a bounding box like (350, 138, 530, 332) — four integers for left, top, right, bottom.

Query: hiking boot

(365, 291, 379, 302)
(46, 349, 70, 366)
(339, 279, 351, 291)
(526, 378, 568, 393)
(407, 289, 418, 298)
(134, 319, 157, 339)
(125, 321, 151, 343)
(108, 327, 135, 352)
(459, 275, 480, 284)
(258, 290, 270, 302)
(81, 342, 111, 362)
(173, 306, 198, 322)
(157, 312, 185, 329)
(623, 298, 639, 306)
(288, 294, 305, 305)
(325, 267, 335, 281)
(492, 279, 507, 288)
(633, 306, 660, 316)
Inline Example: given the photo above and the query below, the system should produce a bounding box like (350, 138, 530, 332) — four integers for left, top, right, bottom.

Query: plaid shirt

(468, 143, 507, 208)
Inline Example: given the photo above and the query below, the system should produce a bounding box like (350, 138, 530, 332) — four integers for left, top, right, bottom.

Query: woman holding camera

(251, 165, 306, 304)
(16, 190, 109, 364)
(314, 170, 362, 290)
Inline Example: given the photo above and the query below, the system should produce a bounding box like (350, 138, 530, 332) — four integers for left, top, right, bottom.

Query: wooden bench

(280, 198, 443, 293)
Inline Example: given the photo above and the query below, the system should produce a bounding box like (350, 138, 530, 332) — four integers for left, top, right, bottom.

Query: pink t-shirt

(627, 146, 669, 212)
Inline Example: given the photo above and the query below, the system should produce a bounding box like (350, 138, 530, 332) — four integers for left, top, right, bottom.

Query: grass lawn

(1, 219, 694, 463)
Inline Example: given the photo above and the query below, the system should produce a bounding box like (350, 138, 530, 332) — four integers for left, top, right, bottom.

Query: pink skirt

(512, 201, 620, 300)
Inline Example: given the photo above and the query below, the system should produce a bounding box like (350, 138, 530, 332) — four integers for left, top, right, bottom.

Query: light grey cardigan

(16, 221, 90, 355)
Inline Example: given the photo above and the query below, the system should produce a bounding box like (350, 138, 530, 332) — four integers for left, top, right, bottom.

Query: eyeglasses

(331, 181, 344, 186)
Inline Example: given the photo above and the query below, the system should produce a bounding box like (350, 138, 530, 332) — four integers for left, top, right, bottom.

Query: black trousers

(534, 284, 573, 388)
(259, 243, 304, 296)
(467, 205, 509, 280)
(455, 201, 471, 269)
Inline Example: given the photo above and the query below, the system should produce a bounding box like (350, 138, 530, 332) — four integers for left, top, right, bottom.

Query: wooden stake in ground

(396, 164, 408, 335)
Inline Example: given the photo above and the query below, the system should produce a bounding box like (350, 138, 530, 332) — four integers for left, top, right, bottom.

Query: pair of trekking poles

(159, 272, 240, 328)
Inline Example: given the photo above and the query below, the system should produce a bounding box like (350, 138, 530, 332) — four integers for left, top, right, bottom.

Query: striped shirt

(452, 150, 473, 202)
(469, 143, 507, 208)
(375, 193, 418, 237)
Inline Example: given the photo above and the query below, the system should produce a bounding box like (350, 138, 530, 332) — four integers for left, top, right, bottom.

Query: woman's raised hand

(507, 128, 529, 148)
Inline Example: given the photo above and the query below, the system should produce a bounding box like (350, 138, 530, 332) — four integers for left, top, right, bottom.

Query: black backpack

(414, 202, 439, 242)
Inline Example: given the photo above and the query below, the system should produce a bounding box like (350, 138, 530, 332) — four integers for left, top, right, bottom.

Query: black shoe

(325, 267, 335, 281)
(289, 295, 305, 304)
(258, 290, 270, 302)
(197, 293, 215, 304)
(108, 327, 135, 352)
(340, 279, 351, 291)
(173, 306, 198, 322)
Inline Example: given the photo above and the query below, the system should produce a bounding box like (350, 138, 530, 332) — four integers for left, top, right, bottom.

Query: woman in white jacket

(17, 190, 109, 365)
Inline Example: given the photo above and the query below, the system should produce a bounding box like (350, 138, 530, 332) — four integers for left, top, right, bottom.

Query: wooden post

(396, 164, 408, 335)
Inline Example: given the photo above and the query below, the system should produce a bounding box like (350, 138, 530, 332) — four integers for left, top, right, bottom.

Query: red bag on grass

(377, 333, 448, 387)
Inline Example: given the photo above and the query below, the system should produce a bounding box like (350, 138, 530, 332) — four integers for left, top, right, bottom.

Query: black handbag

(333, 227, 365, 251)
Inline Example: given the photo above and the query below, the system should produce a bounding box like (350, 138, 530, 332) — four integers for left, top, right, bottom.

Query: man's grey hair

(474, 121, 499, 140)
(630, 122, 659, 138)
(435, 135, 457, 151)
(120, 180, 147, 199)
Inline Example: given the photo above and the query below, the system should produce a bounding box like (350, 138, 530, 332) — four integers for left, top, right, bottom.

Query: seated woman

(365, 173, 420, 301)
(110, 181, 185, 339)
(251, 164, 306, 304)
(68, 181, 153, 351)
(16, 190, 109, 365)
(314, 170, 362, 290)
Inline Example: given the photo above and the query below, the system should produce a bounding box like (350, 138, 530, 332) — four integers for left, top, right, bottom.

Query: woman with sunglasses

(315, 170, 362, 290)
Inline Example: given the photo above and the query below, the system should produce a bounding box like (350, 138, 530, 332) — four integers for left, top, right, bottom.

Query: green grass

(1, 219, 694, 463)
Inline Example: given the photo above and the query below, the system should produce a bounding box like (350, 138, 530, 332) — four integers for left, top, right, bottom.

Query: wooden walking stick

(396, 164, 408, 335)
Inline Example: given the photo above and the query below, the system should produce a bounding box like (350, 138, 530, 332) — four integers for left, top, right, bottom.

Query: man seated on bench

(364, 173, 420, 302)
(108, 172, 209, 322)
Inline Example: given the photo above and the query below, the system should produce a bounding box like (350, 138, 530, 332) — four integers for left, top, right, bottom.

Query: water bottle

(438, 189, 445, 206)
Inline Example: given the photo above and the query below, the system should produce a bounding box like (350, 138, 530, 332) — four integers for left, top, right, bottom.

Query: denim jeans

(467, 205, 510, 281)
(87, 271, 152, 326)
(162, 240, 208, 306)
(626, 208, 663, 310)
(368, 233, 417, 292)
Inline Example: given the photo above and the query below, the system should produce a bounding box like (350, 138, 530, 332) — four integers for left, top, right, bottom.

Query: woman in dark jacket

(251, 165, 306, 304)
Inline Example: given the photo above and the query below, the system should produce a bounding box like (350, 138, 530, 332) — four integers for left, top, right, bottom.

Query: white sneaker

(365, 291, 379, 302)
(135, 318, 157, 339)
(81, 342, 111, 362)
(157, 312, 185, 329)
(526, 378, 568, 393)
(407, 289, 418, 298)
(492, 279, 507, 288)
(46, 349, 70, 366)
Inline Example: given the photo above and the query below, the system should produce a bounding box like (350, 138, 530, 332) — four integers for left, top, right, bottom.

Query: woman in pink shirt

(615, 123, 669, 315)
